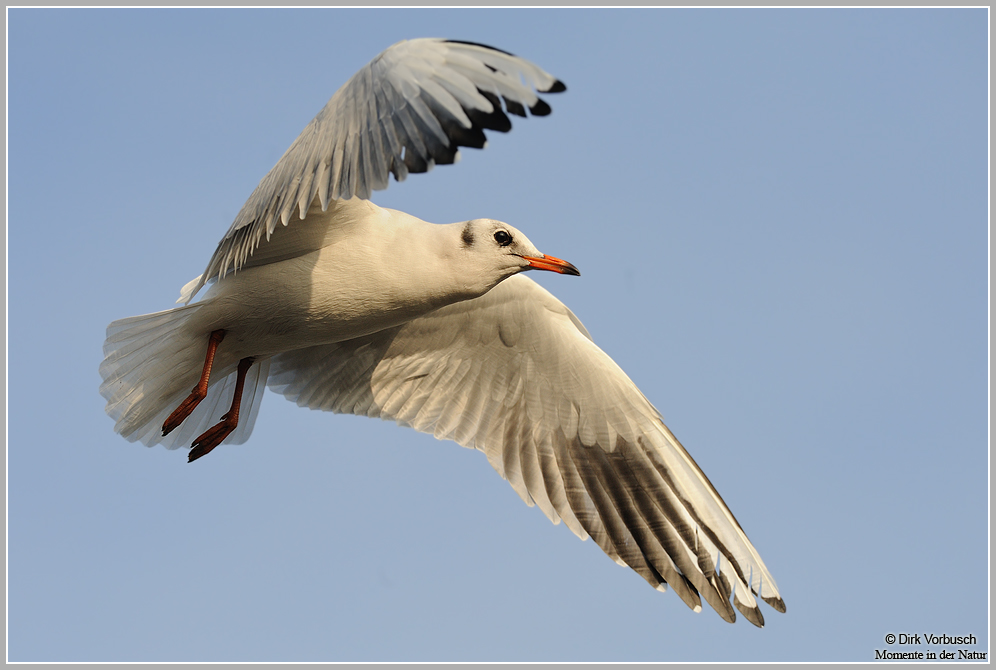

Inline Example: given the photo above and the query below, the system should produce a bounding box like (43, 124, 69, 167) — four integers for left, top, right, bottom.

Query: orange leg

(162, 329, 226, 436)
(188, 356, 256, 463)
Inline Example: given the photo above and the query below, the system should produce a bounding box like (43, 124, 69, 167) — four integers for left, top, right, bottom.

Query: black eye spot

(461, 222, 474, 248)
(494, 230, 512, 247)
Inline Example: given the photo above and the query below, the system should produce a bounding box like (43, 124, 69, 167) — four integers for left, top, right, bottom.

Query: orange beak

(521, 254, 581, 276)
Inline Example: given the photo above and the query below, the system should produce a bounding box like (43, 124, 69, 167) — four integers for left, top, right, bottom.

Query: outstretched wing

(195, 38, 565, 296)
(266, 274, 786, 627)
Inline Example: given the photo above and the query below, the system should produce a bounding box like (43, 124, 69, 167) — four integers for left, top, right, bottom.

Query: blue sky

(7, 7, 988, 663)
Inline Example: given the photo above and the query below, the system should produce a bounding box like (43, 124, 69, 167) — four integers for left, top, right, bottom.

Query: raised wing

(196, 38, 565, 296)
(266, 274, 786, 627)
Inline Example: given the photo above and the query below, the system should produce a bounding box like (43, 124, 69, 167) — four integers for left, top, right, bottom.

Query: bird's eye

(494, 230, 512, 247)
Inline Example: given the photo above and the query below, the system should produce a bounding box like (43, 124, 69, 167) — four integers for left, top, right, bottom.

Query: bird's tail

(99, 303, 269, 450)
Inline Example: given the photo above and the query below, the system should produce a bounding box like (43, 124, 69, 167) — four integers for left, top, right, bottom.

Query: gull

(99, 38, 785, 627)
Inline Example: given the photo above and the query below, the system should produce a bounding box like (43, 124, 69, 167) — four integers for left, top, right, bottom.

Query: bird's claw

(188, 419, 237, 462)
(162, 388, 206, 436)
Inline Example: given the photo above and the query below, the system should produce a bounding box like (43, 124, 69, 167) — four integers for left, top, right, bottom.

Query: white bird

(99, 38, 785, 627)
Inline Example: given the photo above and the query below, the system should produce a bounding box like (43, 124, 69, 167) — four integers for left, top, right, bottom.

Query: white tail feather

(99, 304, 268, 450)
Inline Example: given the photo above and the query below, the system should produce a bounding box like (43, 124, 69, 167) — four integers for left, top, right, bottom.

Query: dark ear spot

(461, 222, 475, 248)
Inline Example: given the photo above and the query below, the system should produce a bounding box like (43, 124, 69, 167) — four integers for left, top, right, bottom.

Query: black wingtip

(444, 39, 515, 57)
(529, 99, 552, 117)
(504, 99, 527, 118)
(735, 596, 766, 628)
(445, 39, 566, 95)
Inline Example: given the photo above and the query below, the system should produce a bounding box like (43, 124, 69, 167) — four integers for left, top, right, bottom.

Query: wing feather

(185, 39, 564, 301)
(267, 275, 785, 625)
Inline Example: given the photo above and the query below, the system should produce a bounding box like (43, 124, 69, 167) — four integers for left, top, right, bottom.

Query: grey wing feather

(266, 274, 785, 626)
(192, 38, 564, 299)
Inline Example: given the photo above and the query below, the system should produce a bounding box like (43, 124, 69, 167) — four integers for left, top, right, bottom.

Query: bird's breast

(198, 243, 462, 359)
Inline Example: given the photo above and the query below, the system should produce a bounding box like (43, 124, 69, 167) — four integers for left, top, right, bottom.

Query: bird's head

(450, 218, 580, 296)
